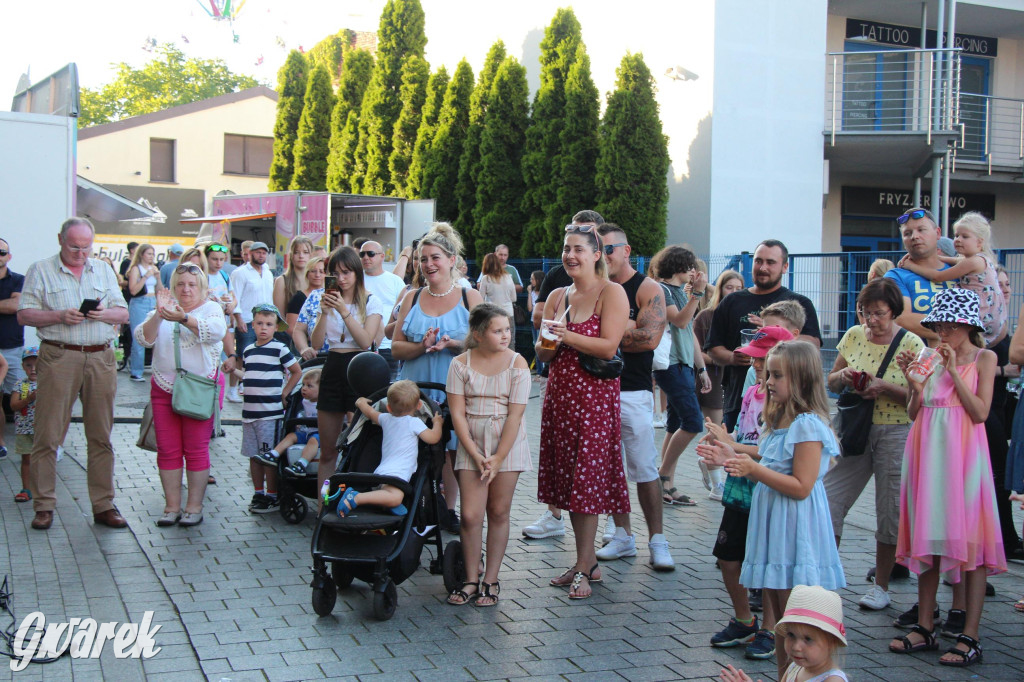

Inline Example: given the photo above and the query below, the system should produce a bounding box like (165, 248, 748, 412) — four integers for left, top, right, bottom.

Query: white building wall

(709, 0, 827, 256)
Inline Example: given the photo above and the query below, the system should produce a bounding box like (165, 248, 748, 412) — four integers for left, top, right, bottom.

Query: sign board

(842, 186, 996, 219)
(845, 18, 997, 58)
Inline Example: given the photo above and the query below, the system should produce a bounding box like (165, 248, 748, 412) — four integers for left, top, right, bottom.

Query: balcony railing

(954, 93, 1024, 172)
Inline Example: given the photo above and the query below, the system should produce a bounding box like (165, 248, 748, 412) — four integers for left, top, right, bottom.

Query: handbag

(137, 402, 158, 452)
(560, 286, 625, 380)
(832, 328, 906, 456)
(171, 322, 219, 420)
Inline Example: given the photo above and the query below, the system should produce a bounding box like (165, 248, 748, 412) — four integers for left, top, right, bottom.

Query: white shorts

(619, 390, 659, 484)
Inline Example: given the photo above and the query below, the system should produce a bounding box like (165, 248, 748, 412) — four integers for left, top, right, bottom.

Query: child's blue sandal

(337, 487, 360, 517)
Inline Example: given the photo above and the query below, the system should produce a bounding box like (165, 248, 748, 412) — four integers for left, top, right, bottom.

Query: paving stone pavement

(1, 371, 1023, 681)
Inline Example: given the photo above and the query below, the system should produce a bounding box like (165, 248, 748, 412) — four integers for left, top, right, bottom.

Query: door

(958, 57, 991, 162)
(843, 43, 910, 131)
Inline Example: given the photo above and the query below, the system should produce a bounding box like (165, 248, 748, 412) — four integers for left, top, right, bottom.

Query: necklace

(426, 281, 457, 297)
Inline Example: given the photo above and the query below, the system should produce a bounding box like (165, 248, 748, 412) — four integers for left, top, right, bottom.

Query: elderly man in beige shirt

(18, 218, 129, 531)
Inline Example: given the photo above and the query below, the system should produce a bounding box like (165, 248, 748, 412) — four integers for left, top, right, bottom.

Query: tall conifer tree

(327, 48, 374, 193)
(555, 44, 600, 232)
(388, 56, 430, 198)
(420, 60, 474, 222)
(408, 66, 449, 198)
(290, 64, 335, 190)
(268, 50, 307, 191)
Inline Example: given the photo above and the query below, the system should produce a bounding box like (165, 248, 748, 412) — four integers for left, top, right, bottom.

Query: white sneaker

(652, 412, 667, 429)
(648, 533, 675, 572)
(602, 516, 616, 544)
(596, 527, 637, 560)
(859, 584, 891, 610)
(226, 386, 242, 403)
(522, 510, 566, 539)
(709, 482, 725, 501)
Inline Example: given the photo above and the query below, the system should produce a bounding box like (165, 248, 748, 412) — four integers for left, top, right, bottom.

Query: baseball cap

(250, 241, 269, 252)
(169, 243, 184, 255)
(22, 346, 39, 360)
(736, 326, 794, 358)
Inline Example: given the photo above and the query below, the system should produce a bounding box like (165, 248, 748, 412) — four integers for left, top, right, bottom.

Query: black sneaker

(894, 602, 941, 629)
(941, 609, 966, 639)
(748, 588, 763, 612)
(250, 494, 274, 514)
(441, 508, 460, 533)
(248, 493, 266, 513)
(711, 617, 759, 648)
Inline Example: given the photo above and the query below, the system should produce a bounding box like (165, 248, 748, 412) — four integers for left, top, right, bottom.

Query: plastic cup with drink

(907, 347, 942, 384)
(540, 305, 571, 350)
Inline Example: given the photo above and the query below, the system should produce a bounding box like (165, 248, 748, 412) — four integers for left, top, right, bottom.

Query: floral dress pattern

(537, 312, 629, 515)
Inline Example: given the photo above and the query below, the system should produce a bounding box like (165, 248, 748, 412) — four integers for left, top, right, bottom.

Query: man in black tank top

(592, 223, 676, 571)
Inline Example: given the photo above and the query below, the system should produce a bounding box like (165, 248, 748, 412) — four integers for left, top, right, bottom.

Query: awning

(76, 176, 158, 223)
(179, 212, 276, 224)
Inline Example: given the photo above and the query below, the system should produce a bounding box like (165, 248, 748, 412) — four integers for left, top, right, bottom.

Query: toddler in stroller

(256, 368, 322, 476)
(329, 381, 444, 517)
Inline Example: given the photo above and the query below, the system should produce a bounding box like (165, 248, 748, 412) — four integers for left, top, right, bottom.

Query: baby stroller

(309, 354, 453, 620)
(276, 356, 327, 524)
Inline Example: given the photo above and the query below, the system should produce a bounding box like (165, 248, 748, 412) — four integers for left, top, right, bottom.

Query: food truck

(183, 191, 436, 270)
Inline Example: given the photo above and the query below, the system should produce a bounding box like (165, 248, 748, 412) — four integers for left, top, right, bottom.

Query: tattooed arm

(620, 277, 666, 352)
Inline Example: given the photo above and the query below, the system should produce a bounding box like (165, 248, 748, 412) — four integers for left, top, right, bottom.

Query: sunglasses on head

(359, 250, 379, 258)
(896, 208, 932, 226)
(204, 244, 229, 253)
(565, 223, 597, 234)
(174, 263, 204, 274)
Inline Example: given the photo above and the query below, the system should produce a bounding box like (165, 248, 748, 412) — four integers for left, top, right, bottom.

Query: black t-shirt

(119, 257, 133, 301)
(287, 290, 308, 316)
(620, 271, 654, 393)
(704, 287, 821, 414)
(536, 265, 573, 304)
(0, 270, 24, 349)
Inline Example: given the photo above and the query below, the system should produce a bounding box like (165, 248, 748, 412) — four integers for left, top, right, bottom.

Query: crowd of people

(4, 206, 1024, 678)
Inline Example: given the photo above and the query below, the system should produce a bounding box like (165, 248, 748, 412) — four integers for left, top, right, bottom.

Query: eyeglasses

(174, 263, 204, 274)
(359, 251, 379, 258)
(0, 250, 9, 257)
(603, 242, 627, 255)
(859, 309, 891, 320)
(65, 245, 90, 254)
(204, 244, 229, 253)
(896, 208, 932, 225)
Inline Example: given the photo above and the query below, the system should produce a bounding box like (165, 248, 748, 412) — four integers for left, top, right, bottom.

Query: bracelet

(691, 292, 705, 298)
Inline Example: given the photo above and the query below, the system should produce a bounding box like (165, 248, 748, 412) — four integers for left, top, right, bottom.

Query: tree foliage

(407, 66, 449, 198)
(554, 44, 600, 235)
(78, 43, 260, 128)
(420, 60, 474, 222)
(389, 56, 430, 198)
(595, 53, 670, 256)
(268, 50, 308, 191)
(520, 9, 586, 256)
(359, 0, 428, 196)
(454, 41, 507, 255)
(307, 29, 357, 84)
(327, 48, 374, 193)
(473, 57, 530, 258)
(290, 64, 335, 191)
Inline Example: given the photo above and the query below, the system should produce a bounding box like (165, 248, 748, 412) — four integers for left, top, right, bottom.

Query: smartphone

(324, 275, 338, 292)
(79, 298, 101, 315)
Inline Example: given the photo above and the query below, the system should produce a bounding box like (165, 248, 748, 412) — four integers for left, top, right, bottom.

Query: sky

(3, 0, 715, 177)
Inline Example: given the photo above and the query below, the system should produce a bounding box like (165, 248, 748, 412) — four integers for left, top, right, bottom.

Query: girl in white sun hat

(720, 584, 848, 682)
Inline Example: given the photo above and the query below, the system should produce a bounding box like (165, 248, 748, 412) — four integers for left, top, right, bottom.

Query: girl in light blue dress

(703, 340, 845, 680)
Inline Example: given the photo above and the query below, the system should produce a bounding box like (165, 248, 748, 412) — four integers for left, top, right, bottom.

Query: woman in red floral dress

(537, 224, 630, 599)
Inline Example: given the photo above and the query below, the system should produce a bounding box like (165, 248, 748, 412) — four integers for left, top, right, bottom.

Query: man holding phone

(17, 218, 129, 531)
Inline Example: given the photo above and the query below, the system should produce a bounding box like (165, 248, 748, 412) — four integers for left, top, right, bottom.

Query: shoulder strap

(173, 323, 183, 373)
(461, 287, 468, 308)
(221, 270, 230, 287)
(411, 287, 423, 307)
(507, 352, 517, 369)
(877, 328, 907, 377)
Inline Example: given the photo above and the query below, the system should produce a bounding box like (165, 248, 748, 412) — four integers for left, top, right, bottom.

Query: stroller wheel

(442, 540, 465, 594)
(280, 494, 307, 524)
(332, 562, 353, 589)
(311, 579, 337, 616)
(373, 578, 397, 621)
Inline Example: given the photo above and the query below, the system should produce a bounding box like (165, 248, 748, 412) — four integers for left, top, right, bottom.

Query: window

(150, 138, 175, 183)
(224, 134, 273, 176)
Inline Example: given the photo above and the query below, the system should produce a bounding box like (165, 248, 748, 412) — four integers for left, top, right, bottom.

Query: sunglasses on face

(359, 251, 379, 258)
(0, 250, 9, 257)
(204, 244, 229, 254)
(603, 242, 626, 255)
(896, 208, 931, 226)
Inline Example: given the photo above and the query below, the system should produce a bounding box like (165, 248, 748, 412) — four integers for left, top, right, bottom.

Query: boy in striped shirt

(240, 304, 301, 513)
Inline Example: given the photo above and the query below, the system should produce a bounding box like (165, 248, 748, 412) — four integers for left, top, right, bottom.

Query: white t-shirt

(363, 271, 406, 350)
(207, 269, 233, 328)
(136, 265, 157, 295)
(323, 294, 385, 350)
(375, 413, 426, 481)
(230, 263, 274, 324)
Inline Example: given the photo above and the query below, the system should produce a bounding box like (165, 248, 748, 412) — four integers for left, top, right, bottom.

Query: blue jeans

(235, 325, 256, 358)
(128, 296, 155, 377)
(653, 363, 704, 434)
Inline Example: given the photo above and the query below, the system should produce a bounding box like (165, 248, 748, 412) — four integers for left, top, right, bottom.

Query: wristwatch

(182, 314, 189, 325)
(696, 366, 707, 374)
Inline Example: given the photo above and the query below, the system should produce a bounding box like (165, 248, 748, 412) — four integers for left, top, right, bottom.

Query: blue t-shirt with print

(884, 264, 954, 314)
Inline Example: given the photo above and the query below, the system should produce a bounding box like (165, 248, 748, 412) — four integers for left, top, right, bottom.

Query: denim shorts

(654, 363, 704, 434)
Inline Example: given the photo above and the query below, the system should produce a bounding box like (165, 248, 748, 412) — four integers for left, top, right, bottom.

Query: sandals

(568, 571, 592, 600)
(1014, 598, 1024, 613)
(476, 581, 500, 607)
(939, 633, 983, 667)
(447, 581, 479, 605)
(660, 476, 697, 506)
(14, 489, 31, 502)
(550, 563, 602, 587)
(336, 487, 360, 517)
(889, 623, 938, 653)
